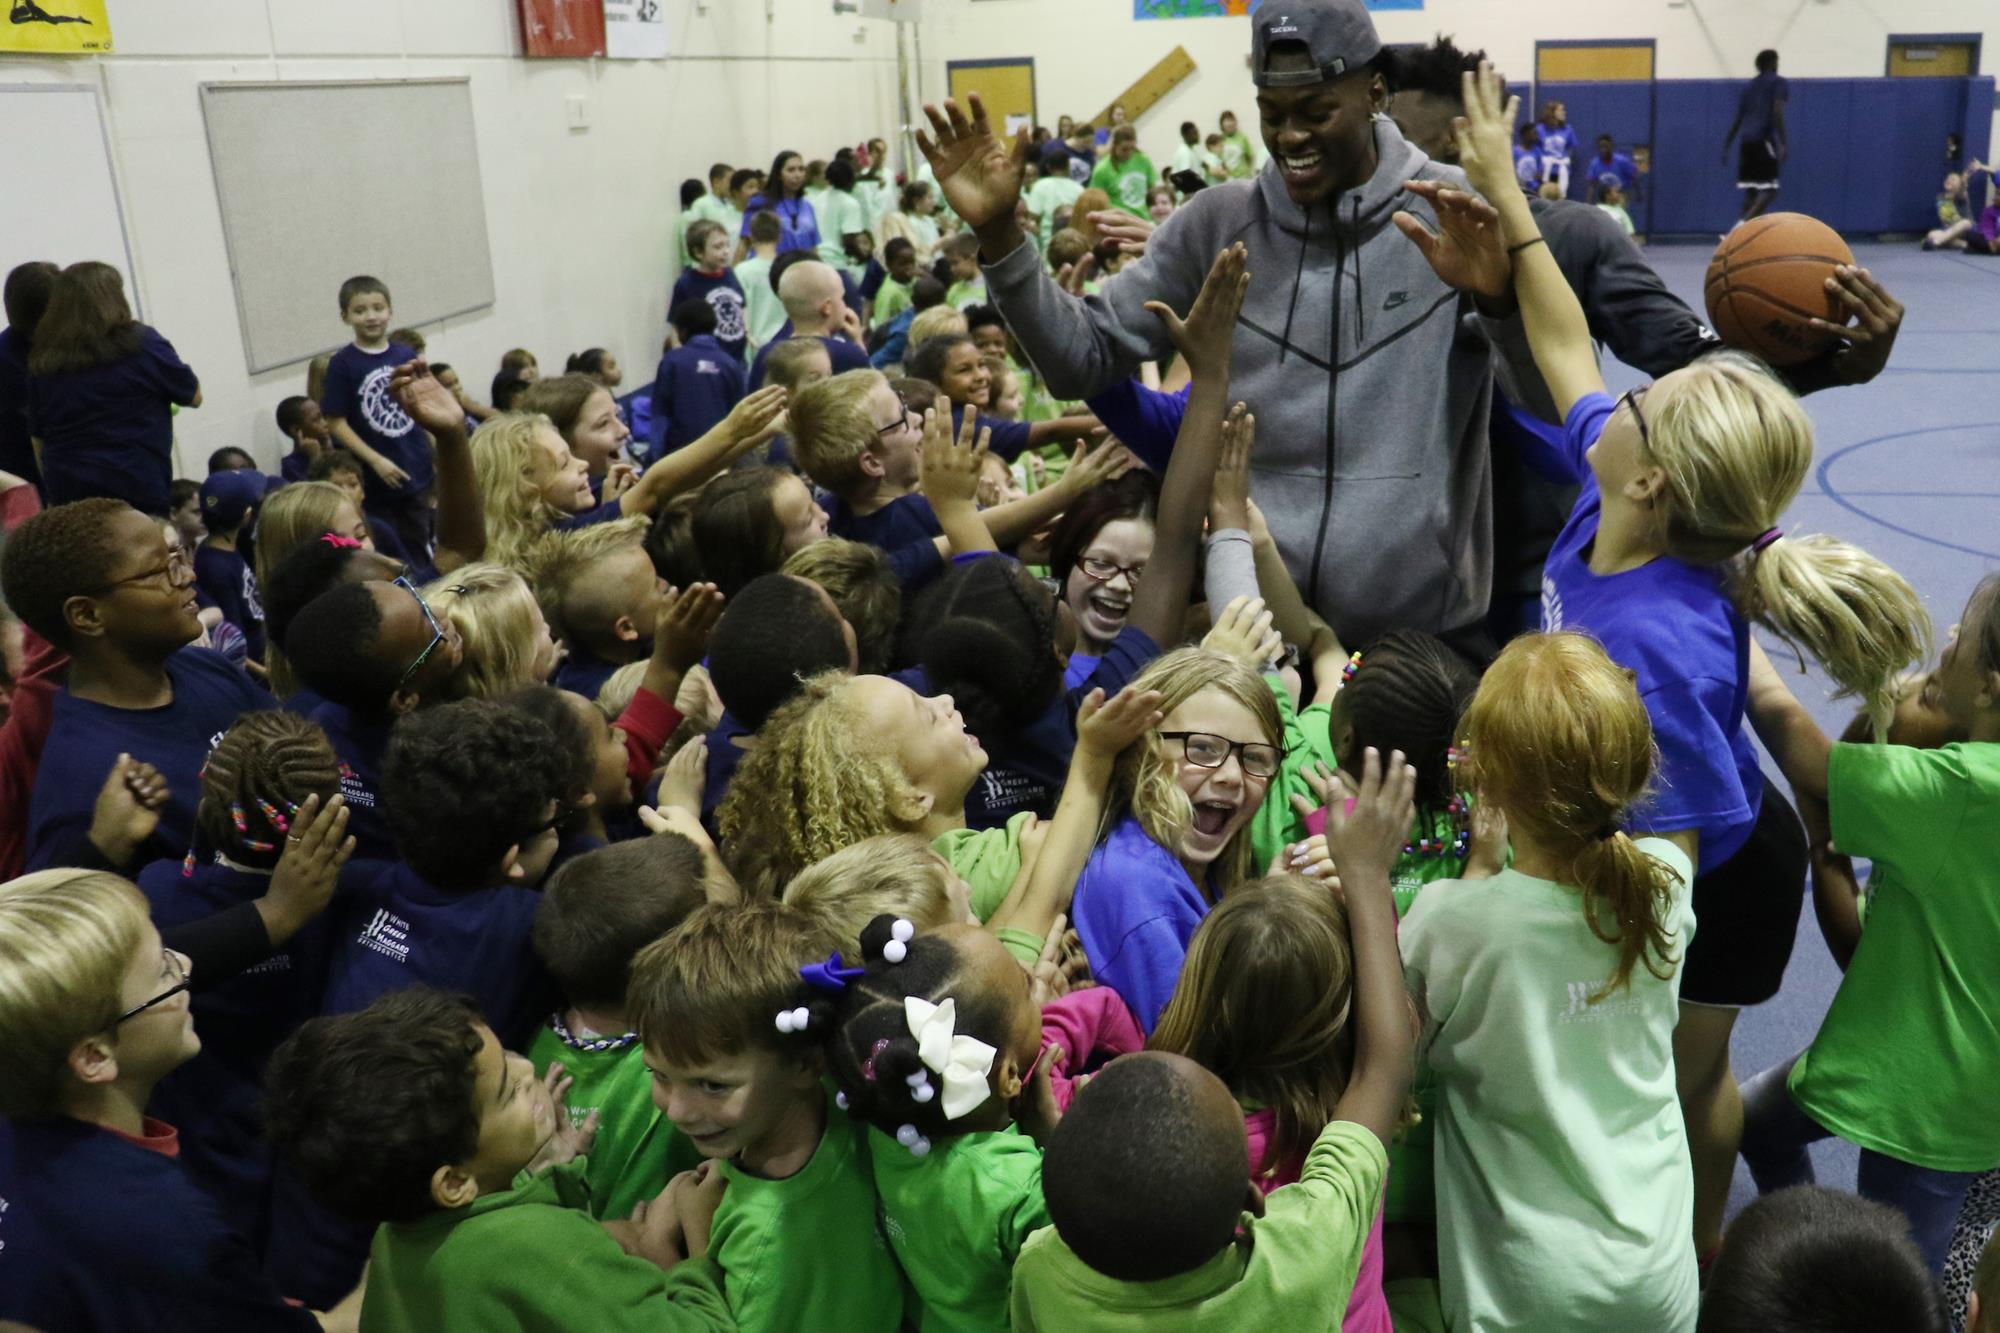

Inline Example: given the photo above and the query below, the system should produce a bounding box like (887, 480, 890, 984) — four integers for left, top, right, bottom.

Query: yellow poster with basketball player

(2, 0, 112, 52)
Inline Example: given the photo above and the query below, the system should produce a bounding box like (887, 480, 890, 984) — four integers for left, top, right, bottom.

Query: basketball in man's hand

(1704, 214, 1855, 366)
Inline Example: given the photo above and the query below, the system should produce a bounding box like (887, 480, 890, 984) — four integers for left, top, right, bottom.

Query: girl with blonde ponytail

(1403, 62, 1932, 1261)
(1400, 631, 1699, 1332)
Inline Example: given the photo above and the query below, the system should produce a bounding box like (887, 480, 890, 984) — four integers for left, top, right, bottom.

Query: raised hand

(920, 400, 990, 511)
(653, 582, 725, 673)
(1395, 182, 1511, 300)
(916, 93, 1030, 237)
(1055, 440, 1137, 498)
(1026, 913, 1072, 1008)
(1209, 407, 1254, 530)
(1452, 61, 1522, 202)
(1075, 684, 1166, 763)
(261, 793, 354, 944)
(603, 461, 640, 501)
(1322, 748, 1417, 893)
(1809, 265, 1904, 386)
(88, 753, 169, 866)
(655, 735, 707, 818)
(524, 1062, 600, 1176)
(388, 359, 469, 436)
(1054, 254, 1096, 298)
(722, 384, 788, 449)
(1200, 594, 1282, 669)
(1144, 244, 1249, 380)
(669, 1160, 728, 1260)
(1086, 210, 1156, 257)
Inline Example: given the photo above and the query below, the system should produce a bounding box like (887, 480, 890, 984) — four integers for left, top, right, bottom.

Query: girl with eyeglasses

(1408, 63, 1931, 1261)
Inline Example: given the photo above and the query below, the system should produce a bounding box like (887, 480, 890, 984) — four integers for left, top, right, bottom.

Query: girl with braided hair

(131, 709, 354, 1252)
(783, 912, 1135, 1333)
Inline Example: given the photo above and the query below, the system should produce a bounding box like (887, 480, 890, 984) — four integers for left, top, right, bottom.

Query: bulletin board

(948, 59, 1037, 137)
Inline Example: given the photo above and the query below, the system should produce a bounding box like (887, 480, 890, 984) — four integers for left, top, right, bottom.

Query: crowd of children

(1, 16, 1998, 1333)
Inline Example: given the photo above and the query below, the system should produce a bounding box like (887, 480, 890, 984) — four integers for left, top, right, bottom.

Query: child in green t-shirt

(1740, 575, 2000, 1276)
(1089, 125, 1158, 220)
(943, 232, 989, 310)
(527, 835, 709, 1221)
(1009, 753, 1412, 1329)
(630, 899, 906, 1332)
(791, 915, 1068, 1332)
(1399, 632, 1700, 1332)
(264, 988, 732, 1332)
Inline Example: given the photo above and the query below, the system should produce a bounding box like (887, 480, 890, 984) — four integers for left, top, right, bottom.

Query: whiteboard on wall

(0, 84, 140, 316)
(199, 79, 495, 373)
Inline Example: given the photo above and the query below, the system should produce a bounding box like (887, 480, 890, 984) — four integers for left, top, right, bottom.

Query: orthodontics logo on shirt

(1559, 979, 1640, 1024)
(708, 289, 746, 344)
(357, 908, 412, 963)
(357, 366, 415, 438)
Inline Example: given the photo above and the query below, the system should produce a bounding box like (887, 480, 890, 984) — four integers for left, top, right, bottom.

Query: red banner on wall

(519, 0, 605, 58)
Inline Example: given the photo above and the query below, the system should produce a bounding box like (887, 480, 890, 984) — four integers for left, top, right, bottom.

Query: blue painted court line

(1814, 421, 2000, 561)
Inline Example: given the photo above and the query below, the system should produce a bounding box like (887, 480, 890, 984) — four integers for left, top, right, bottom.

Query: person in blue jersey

(1722, 48, 1789, 223)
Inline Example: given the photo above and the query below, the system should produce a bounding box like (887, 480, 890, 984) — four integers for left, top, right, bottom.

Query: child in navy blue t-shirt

(193, 468, 269, 665)
(671, 220, 750, 364)
(320, 276, 431, 562)
(0, 498, 268, 873)
(134, 712, 355, 1253)
(652, 298, 748, 458)
(0, 870, 344, 1332)
(274, 394, 332, 484)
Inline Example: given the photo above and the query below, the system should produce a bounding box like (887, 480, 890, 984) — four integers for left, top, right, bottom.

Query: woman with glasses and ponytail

(1404, 63, 1932, 1263)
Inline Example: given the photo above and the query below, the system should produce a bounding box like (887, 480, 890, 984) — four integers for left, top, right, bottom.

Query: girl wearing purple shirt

(1410, 65, 1932, 1260)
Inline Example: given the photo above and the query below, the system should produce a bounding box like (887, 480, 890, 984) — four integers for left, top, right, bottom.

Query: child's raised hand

(525, 1062, 599, 1177)
(669, 1160, 728, 1261)
(640, 801, 718, 853)
(1075, 685, 1166, 763)
(722, 384, 788, 448)
(1144, 243, 1249, 380)
(1010, 1040, 1065, 1148)
(1465, 798, 1509, 880)
(1323, 748, 1417, 891)
(920, 401, 990, 509)
(1055, 254, 1096, 298)
(652, 582, 725, 673)
(1452, 61, 1521, 197)
(1026, 914, 1072, 1008)
(1209, 406, 1254, 530)
(88, 753, 168, 865)
(1285, 832, 1340, 889)
(673, 664, 722, 734)
(1055, 440, 1137, 497)
(1394, 182, 1511, 300)
(916, 92, 1030, 233)
(603, 461, 640, 501)
(1200, 594, 1282, 670)
(263, 794, 355, 943)
(387, 359, 468, 437)
(655, 735, 707, 818)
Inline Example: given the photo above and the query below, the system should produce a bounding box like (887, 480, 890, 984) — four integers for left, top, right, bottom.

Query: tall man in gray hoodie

(919, 0, 1534, 653)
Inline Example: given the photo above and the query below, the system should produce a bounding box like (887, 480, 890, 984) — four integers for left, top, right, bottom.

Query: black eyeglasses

(876, 388, 916, 436)
(393, 576, 447, 692)
(1075, 555, 1146, 586)
(85, 545, 193, 596)
(114, 948, 190, 1025)
(1161, 731, 1285, 780)
(1620, 386, 1651, 451)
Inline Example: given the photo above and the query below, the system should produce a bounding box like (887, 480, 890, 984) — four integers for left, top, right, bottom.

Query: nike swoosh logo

(1382, 292, 1410, 311)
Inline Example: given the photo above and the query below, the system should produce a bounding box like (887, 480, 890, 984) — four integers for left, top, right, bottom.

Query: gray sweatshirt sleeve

(1203, 529, 1259, 622)
(980, 193, 1222, 400)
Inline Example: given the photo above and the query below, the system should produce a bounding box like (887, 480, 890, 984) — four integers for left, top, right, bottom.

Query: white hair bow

(904, 996, 997, 1121)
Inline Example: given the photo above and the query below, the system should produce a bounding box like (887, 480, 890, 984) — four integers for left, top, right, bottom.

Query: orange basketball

(1703, 213, 1853, 366)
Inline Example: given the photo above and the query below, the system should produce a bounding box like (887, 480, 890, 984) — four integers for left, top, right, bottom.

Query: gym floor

(1595, 238, 1999, 1216)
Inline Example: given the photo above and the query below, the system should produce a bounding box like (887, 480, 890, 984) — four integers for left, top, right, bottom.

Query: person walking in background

(1722, 49, 1788, 224)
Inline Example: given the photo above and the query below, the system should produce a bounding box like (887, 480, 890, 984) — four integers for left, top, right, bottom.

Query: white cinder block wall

(1, 0, 903, 474)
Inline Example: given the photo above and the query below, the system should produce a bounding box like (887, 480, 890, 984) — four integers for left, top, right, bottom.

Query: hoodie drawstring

(1277, 202, 1311, 367)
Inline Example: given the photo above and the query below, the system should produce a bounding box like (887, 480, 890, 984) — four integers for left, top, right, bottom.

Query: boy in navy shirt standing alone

(651, 300, 747, 457)
(193, 468, 269, 667)
(671, 221, 749, 365)
(0, 498, 268, 872)
(320, 276, 432, 563)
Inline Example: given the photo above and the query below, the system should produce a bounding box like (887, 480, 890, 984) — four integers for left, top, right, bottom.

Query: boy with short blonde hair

(631, 900, 906, 1331)
(0, 869, 328, 1331)
(522, 516, 662, 703)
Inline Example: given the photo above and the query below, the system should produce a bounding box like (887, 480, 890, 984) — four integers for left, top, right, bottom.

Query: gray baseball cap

(1252, 0, 1383, 88)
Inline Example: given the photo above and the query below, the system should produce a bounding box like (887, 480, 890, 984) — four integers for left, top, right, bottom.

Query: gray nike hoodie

(983, 116, 1535, 648)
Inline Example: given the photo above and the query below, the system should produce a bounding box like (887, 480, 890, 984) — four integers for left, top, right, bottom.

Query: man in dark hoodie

(919, 0, 1534, 657)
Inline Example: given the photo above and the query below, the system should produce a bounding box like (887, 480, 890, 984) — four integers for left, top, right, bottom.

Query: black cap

(1252, 0, 1383, 88)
